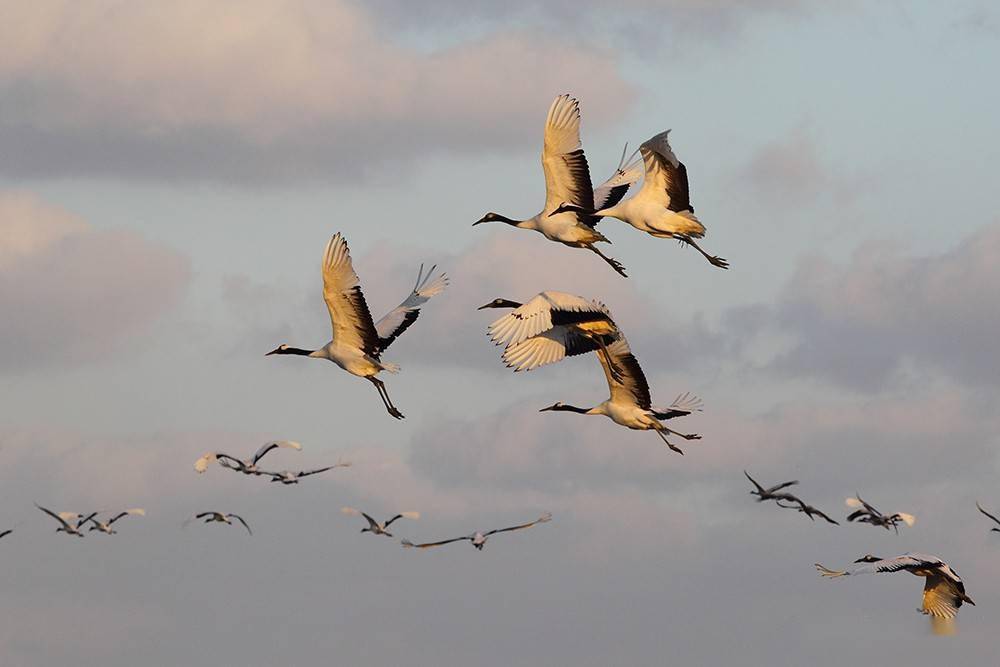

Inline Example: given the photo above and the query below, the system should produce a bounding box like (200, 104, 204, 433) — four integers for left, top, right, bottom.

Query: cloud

(759, 222, 1000, 390)
(0, 192, 189, 372)
(0, 0, 632, 183)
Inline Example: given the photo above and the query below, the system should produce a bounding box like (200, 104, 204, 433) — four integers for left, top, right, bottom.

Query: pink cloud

(0, 1, 633, 182)
(0, 192, 189, 372)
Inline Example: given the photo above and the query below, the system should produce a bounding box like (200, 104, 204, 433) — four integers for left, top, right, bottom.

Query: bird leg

(369, 377, 405, 420)
(660, 425, 701, 441)
(678, 235, 729, 270)
(585, 244, 628, 278)
(655, 429, 684, 455)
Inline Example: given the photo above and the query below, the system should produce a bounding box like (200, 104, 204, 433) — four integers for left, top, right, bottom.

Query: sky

(2, 1, 1000, 665)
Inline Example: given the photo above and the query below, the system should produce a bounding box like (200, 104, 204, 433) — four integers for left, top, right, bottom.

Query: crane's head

(854, 554, 881, 563)
(477, 298, 521, 310)
(539, 402, 565, 412)
(473, 212, 517, 226)
(266, 344, 290, 356)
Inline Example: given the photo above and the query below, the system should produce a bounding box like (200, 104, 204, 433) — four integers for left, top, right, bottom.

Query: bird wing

(977, 501, 1000, 527)
(922, 574, 963, 618)
(851, 555, 927, 576)
(846, 509, 869, 522)
(36, 505, 74, 530)
(500, 328, 606, 372)
(484, 512, 552, 537)
(76, 512, 99, 529)
(227, 514, 252, 535)
(401, 536, 471, 549)
(374, 265, 449, 352)
(744, 471, 768, 496)
(592, 143, 643, 213)
(636, 130, 693, 214)
(488, 292, 606, 348)
(808, 507, 840, 525)
(294, 466, 334, 479)
(0, 529, 12, 539)
(651, 392, 703, 419)
(541, 95, 596, 226)
(382, 514, 405, 528)
(596, 336, 652, 410)
(892, 512, 916, 527)
(765, 480, 799, 494)
(251, 440, 302, 465)
(321, 233, 381, 358)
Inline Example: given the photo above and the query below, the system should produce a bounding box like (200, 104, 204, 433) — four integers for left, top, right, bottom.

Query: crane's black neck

(271, 346, 314, 356)
(548, 404, 591, 414)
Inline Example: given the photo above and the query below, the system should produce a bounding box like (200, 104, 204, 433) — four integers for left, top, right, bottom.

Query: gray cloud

(0, 1, 631, 184)
(0, 192, 189, 373)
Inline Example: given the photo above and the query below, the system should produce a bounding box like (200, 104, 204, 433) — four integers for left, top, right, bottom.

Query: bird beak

(476, 301, 495, 310)
(472, 215, 492, 226)
(538, 405, 555, 412)
(265, 347, 281, 356)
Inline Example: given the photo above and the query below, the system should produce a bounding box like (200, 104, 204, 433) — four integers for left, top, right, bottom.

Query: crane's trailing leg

(369, 377, 405, 420)
(655, 429, 685, 455)
(585, 244, 628, 278)
(678, 235, 728, 269)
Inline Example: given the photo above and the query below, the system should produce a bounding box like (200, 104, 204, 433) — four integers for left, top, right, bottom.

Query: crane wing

(636, 130, 694, 215)
(487, 292, 602, 348)
(922, 575, 963, 618)
(500, 328, 608, 372)
(401, 536, 471, 549)
(321, 233, 381, 358)
(595, 336, 652, 410)
(374, 264, 449, 352)
(976, 501, 1000, 527)
(251, 440, 302, 465)
(227, 514, 253, 535)
(484, 513, 552, 537)
(592, 143, 643, 213)
(541, 95, 596, 226)
(36, 504, 74, 530)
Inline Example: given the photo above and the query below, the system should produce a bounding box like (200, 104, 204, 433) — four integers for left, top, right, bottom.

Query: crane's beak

(538, 404, 557, 412)
(476, 302, 495, 310)
(472, 217, 489, 226)
(265, 347, 281, 356)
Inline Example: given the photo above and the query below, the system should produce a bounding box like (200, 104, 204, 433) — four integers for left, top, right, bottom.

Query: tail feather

(380, 361, 401, 374)
(674, 210, 705, 238)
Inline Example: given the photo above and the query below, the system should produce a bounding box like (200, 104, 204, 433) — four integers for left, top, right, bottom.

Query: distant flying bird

(184, 512, 252, 535)
(35, 504, 96, 537)
(194, 440, 302, 475)
(976, 501, 1000, 532)
(478, 291, 623, 378)
(845, 494, 915, 534)
(539, 336, 702, 454)
(260, 461, 351, 485)
(341, 507, 419, 537)
(87, 509, 146, 535)
(267, 234, 448, 419)
(816, 554, 975, 620)
(551, 129, 728, 269)
(744, 471, 800, 503)
(778, 498, 840, 525)
(402, 513, 552, 551)
(474, 94, 642, 278)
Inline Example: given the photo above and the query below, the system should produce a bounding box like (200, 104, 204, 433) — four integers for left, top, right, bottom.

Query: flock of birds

(2, 94, 996, 631)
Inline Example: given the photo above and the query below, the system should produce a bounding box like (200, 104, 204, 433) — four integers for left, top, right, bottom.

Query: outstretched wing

(500, 329, 609, 372)
(294, 466, 335, 479)
(383, 511, 419, 528)
(922, 575, 964, 618)
(976, 501, 1000, 527)
(107, 508, 145, 525)
(401, 536, 471, 550)
(321, 233, 381, 358)
(637, 130, 694, 214)
(35, 504, 74, 530)
(227, 514, 253, 535)
(374, 264, 449, 352)
(596, 336, 652, 410)
(744, 471, 768, 496)
(487, 292, 608, 349)
(484, 512, 552, 537)
(592, 143, 643, 213)
(251, 440, 302, 466)
(542, 95, 596, 227)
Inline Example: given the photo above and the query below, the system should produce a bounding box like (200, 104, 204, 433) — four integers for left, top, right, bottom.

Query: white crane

(260, 461, 351, 485)
(402, 513, 552, 551)
(267, 234, 448, 419)
(478, 291, 625, 379)
(35, 504, 96, 537)
(86, 509, 146, 535)
(816, 554, 975, 620)
(184, 512, 252, 535)
(341, 507, 419, 537)
(194, 440, 302, 475)
(976, 501, 1000, 533)
(538, 335, 702, 454)
(473, 94, 642, 278)
(551, 129, 728, 269)
(845, 494, 915, 533)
